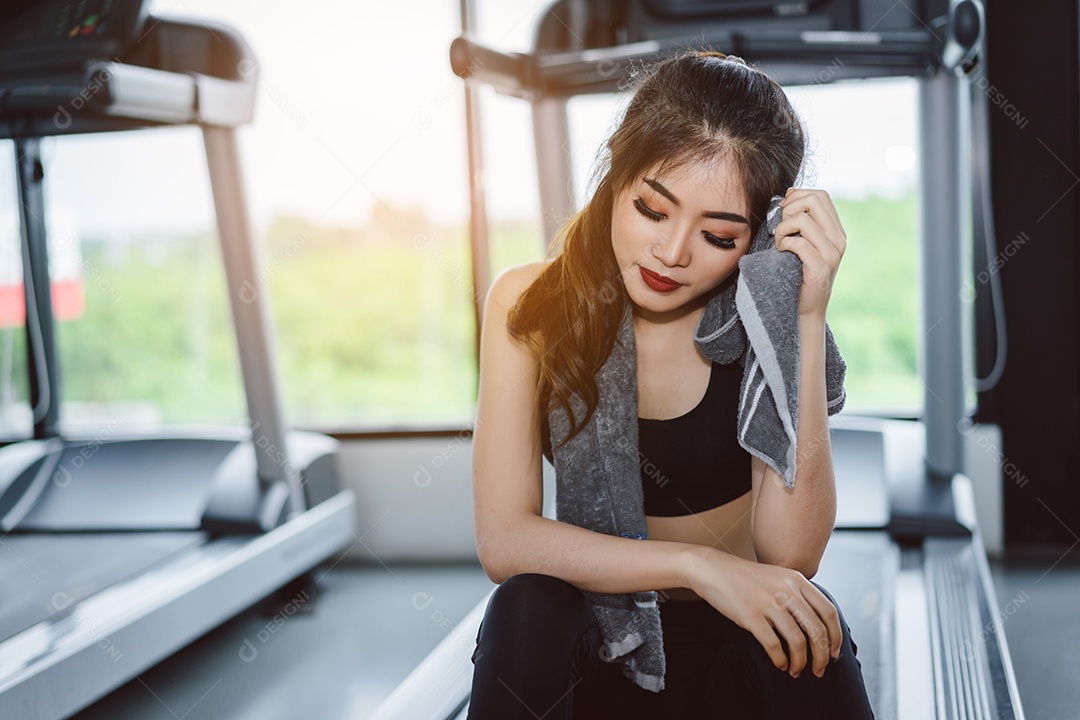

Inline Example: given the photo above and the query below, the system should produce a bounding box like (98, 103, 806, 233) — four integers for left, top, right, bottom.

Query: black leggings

(467, 573, 876, 719)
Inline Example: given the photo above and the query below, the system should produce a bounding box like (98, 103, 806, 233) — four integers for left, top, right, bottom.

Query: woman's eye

(703, 232, 737, 250)
(633, 197, 665, 222)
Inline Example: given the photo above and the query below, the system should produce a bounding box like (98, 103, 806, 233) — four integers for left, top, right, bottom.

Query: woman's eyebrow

(643, 177, 749, 224)
(702, 209, 749, 224)
(643, 177, 681, 206)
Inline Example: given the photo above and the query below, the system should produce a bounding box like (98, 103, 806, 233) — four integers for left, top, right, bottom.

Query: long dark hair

(507, 50, 807, 455)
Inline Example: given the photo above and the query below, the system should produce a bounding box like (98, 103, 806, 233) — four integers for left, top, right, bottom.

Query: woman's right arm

(471, 261, 710, 592)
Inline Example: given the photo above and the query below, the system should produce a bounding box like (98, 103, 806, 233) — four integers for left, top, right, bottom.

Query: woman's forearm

(483, 512, 725, 596)
(751, 313, 837, 577)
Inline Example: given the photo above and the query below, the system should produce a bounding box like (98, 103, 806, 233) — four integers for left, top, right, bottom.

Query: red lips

(638, 266, 682, 292)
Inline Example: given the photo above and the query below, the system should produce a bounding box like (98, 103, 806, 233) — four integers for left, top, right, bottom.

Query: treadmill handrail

(449, 34, 533, 99)
(451, 27, 940, 98)
(0, 15, 257, 136)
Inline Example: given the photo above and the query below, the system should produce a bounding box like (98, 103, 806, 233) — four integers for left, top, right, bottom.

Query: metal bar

(532, 97, 575, 250)
(201, 125, 303, 516)
(925, 531, 1025, 719)
(448, 34, 531, 99)
(14, 138, 58, 439)
(960, 476, 1028, 719)
(460, 0, 492, 356)
(895, 561, 933, 719)
(919, 72, 969, 479)
(449, 30, 937, 98)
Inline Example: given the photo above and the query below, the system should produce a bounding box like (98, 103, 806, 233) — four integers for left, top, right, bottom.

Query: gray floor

(69, 550, 1079, 720)
(70, 563, 496, 720)
(987, 546, 1080, 720)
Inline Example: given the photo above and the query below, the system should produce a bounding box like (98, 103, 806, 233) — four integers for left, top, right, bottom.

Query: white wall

(337, 436, 555, 564)
(336, 421, 1005, 564)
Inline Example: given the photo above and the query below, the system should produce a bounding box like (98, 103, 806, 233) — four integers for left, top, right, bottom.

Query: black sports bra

(540, 361, 752, 517)
(638, 360, 751, 516)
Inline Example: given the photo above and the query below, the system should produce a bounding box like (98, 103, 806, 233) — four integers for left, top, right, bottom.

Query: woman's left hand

(774, 188, 847, 319)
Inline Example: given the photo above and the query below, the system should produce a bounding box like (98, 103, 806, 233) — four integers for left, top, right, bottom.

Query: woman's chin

(626, 286, 707, 320)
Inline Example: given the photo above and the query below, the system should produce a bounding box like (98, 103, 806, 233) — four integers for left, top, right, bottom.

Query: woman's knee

(807, 580, 858, 657)
(470, 575, 606, 717)
(475, 573, 597, 650)
(489, 573, 591, 623)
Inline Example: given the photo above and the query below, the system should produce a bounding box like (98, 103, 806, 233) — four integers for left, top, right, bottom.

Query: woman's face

(611, 155, 753, 321)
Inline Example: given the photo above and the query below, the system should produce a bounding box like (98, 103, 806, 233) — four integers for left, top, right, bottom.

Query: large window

(4, 1, 493, 434)
(0, 2, 923, 438)
(785, 78, 921, 415)
(42, 129, 246, 434)
(154, 0, 484, 429)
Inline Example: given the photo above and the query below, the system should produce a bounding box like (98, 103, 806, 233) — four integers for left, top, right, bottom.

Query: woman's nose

(651, 227, 691, 268)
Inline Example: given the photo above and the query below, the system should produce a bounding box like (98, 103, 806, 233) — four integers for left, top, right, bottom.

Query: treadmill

(0, 2, 358, 718)
(370, 1, 1027, 718)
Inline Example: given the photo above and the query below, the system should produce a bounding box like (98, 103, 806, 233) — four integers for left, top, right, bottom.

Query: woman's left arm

(750, 188, 847, 579)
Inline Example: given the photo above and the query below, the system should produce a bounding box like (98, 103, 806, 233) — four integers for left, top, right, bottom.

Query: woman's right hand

(684, 548, 843, 679)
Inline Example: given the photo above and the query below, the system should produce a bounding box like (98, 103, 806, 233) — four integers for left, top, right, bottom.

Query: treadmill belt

(0, 532, 204, 641)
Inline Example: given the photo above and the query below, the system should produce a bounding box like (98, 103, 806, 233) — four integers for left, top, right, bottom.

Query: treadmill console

(643, 0, 831, 19)
(0, 0, 150, 73)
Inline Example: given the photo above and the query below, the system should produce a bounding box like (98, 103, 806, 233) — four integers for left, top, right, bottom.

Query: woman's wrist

(798, 310, 828, 328)
(679, 543, 734, 592)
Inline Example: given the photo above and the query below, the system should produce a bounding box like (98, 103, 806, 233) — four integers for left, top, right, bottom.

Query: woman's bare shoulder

(486, 260, 553, 311)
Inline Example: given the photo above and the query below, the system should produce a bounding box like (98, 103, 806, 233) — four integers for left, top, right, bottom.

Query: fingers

(748, 616, 793, 675)
(788, 190, 843, 240)
(794, 595, 836, 678)
(778, 191, 846, 260)
(804, 584, 845, 662)
(768, 603, 810, 677)
(770, 591, 832, 678)
(775, 211, 844, 268)
(773, 193, 844, 315)
(737, 567, 848, 681)
(774, 217, 841, 282)
(782, 189, 847, 253)
(772, 232, 837, 311)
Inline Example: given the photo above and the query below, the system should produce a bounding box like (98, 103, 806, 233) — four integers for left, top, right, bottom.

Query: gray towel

(549, 193, 847, 692)
(694, 194, 848, 488)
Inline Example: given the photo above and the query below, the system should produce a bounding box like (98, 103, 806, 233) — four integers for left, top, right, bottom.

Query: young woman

(467, 51, 875, 718)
